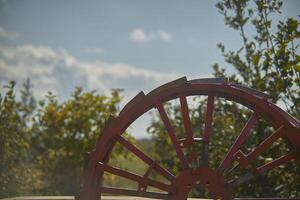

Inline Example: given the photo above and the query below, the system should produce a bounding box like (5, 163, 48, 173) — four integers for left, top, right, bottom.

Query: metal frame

(77, 77, 300, 200)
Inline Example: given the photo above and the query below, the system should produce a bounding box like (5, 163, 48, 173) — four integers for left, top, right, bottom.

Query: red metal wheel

(77, 77, 300, 200)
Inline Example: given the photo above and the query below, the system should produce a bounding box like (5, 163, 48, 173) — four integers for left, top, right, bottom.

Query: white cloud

(0, 44, 180, 100)
(0, 26, 19, 40)
(0, 45, 73, 98)
(130, 28, 172, 43)
(85, 47, 104, 55)
(158, 31, 171, 41)
(0, 44, 215, 139)
(130, 29, 149, 42)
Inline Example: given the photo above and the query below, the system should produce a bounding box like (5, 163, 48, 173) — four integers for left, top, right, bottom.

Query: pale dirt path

(1, 196, 210, 200)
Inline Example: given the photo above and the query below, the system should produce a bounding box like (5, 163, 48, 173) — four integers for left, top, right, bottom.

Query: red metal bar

(143, 163, 154, 178)
(256, 152, 294, 174)
(179, 95, 193, 142)
(203, 94, 214, 142)
(81, 115, 118, 200)
(247, 126, 284, 163)
(99, 186, 168, 199)
(116, 135, 174, 181)
(156, 102, 189, 170)
(148, 76, 187, 96)
(234, 126, 285, 167)
(138, 165, 153, 191)
(230, 83, 269, 100)
(189, 147, 199, 167)
(177, 138, 193, 148)
(219, 112, 259, 172)
(97, 162, 173, 192)
(200, 95, 215, 164)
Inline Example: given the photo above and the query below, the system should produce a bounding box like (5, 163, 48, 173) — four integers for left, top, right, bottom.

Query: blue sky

(0, 0, 299, 138)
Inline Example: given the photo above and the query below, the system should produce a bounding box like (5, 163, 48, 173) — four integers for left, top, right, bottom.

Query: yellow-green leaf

(252, 54, 261, 66)
(295, 64, 300, 72)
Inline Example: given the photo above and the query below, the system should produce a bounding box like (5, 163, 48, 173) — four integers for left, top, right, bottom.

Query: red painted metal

(256, 152, 295, 174)
(77, 77, 300, 200)
(169, 167, 232, 200)
(203, 94, 214, 143)
(235, 126, 285, 167)
(156, 101, 190, 170)
(219, 113, 259, 172)
(97, 162, 173, 192)
(179, 95, 193, 143)
(201, 94, 215, 165)
(116, 135, 174, 181)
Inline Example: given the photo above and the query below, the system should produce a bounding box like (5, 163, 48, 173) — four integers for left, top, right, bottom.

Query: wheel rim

(78, 77, 300, 200)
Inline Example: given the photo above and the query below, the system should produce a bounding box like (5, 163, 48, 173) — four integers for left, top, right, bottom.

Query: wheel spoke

(138, 165, 154, 191)
(203, 94, 215, 142)
(156, 102, 189, 170)
(98, 186, 168, 199)
(256, 152, 294, 174)
(179, 95, 193, 142)
(116, 135, 174, 181)
(219, 112, 259, 172)
(200, 94, 214, 164)
(97, 162, 173, 193)
(230, 153, 295, 188)
(247, 126, 284, 162)
(235, 126, 285, 167)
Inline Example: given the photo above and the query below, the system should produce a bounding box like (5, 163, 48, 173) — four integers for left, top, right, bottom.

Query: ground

(1, 196, 208, 200)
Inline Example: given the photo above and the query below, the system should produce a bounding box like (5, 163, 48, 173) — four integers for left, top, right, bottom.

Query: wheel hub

(170, 166, 232, 200)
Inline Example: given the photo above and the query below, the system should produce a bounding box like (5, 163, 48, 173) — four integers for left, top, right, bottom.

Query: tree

(31, 87, 124, 195)
(0, 81, 37, 197)
(214, 0, 299, 118)
(212, 1, 300, 196)
(0, 82, 126, 197)
(148, 0, 299, 197)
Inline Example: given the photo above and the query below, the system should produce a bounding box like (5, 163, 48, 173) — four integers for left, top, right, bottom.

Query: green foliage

(33, 87, 123, 195)
(0, 81, 123, 198)
(0, 81, 38, 197)
(214, 0, 300, 117)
